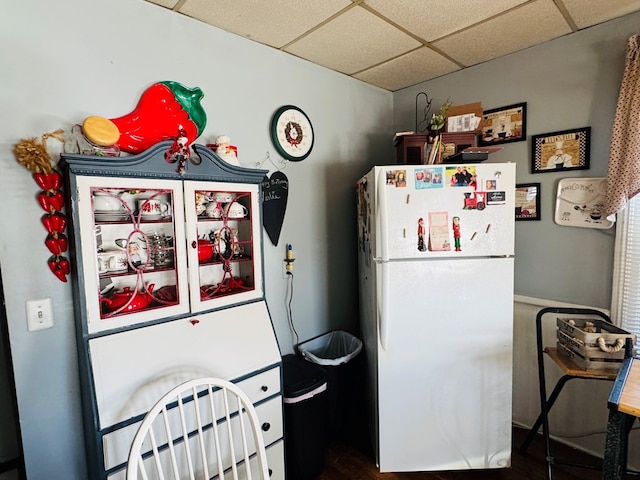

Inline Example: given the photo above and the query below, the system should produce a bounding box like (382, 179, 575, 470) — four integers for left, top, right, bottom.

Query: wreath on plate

(284, 121, 303, 147)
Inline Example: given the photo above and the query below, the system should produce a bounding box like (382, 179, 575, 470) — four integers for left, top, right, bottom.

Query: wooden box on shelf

(394, 133, 429, 164)
(440, 132, 478, 161)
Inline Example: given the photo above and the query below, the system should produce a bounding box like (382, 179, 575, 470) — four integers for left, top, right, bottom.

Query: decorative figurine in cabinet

(61, 142, 284, 480)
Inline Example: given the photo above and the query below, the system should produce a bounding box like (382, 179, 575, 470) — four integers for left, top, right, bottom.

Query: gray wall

(393, 13, 639, 309)
(1, 1, 638, 478)
(0, 0, 391, 478)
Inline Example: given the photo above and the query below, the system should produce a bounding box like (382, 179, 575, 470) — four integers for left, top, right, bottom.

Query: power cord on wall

(284, 244, 299, 347)
(285, 272, 298, 347)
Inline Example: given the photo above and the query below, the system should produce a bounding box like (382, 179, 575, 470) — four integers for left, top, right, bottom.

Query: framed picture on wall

(479, 102, 526, 146)
(531, 127, 591, 173)
(515, 183, 540, 221)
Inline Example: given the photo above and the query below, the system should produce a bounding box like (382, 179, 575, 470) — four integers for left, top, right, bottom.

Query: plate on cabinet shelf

(139, 214, 172, 222)
(95, 212, 131, 222)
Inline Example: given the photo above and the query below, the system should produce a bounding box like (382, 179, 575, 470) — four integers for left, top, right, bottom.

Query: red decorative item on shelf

(101, 285, 156, 314)
(82, 81, 207, 155)
(197, 239, 214, 262)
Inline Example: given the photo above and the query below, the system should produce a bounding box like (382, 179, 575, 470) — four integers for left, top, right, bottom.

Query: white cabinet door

(90, 301, 281, 429)
(184, 181, 264, 312)
(76, 176, 190, 334)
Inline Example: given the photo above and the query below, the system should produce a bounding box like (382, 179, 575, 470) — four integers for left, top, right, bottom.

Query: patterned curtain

(605, 34, 640, 219)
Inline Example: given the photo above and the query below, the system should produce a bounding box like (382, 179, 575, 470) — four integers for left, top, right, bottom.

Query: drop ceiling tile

(179, 0, 351, 48)
(285, 6, 421, 75)
(363, 0, 529, 41)
(354, 47, 460, 91)
(432, 0, 571, 67)
(562, 0, 640, 29)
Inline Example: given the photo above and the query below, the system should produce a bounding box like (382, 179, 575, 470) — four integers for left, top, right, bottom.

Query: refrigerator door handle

(376, 172, 389, 350)
(377, 260, 389, 351)
(376, 168, 389, 262)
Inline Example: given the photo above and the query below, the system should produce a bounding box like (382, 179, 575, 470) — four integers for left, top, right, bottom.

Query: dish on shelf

(140, 214, 163, 221)
(95, 212, 131, 222)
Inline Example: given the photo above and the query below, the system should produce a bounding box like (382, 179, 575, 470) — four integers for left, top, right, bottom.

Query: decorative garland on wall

(13, 130, 69, 282)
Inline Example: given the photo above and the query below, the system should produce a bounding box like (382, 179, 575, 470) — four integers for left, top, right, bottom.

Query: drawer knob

(190, 319, 200, 326)
(269, 468, 273, 477)
(261, 385, 268, 392)
(261, 422, 270, 432)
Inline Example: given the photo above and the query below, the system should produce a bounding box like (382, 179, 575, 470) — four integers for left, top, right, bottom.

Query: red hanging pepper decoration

(45, 232, 68, 255)
(34, 172, 69, 283)
(14, 134, 69, 284)
(41, 212, 67, 234)
(33, 172, 62, 191)
(48, 255, 70, 283)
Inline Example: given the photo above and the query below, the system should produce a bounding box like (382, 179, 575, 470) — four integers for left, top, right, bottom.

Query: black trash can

(282, 354, 329, 480)
(297, 331, 363, 443)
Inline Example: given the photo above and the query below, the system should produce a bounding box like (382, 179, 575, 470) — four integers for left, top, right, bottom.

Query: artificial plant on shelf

(429, 98, 453, 135)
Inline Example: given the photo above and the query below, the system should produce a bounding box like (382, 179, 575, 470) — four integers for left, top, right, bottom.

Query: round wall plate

(270, 105, 314, 161)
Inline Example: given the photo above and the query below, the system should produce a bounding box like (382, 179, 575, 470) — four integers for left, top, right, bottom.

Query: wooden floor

(316, 426, 604, 480)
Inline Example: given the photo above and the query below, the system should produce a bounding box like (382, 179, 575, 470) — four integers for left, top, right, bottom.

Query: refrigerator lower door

(376, 257, 513, 472)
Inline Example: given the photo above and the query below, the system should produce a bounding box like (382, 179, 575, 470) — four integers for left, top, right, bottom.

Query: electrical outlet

(26, 297, 54, 331)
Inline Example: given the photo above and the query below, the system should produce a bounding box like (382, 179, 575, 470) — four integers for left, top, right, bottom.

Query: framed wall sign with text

(532, 127, 591, 173)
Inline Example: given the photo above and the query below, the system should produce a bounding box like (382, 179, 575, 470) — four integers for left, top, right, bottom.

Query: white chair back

(126, 377, 270, 480)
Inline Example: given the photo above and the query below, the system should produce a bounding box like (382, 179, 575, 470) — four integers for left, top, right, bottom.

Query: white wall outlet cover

(26, 297, 54, 331)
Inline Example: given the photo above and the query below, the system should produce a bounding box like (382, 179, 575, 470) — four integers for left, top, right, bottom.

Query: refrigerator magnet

(415, 167, 443, 189)
(417, 218, 426, 252)
(452, 216, 461, 251)
(385, 169, 407, 187)
(428, 211, 450, 251)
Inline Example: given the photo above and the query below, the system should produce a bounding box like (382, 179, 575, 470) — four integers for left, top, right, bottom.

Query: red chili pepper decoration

(15, 136, 69, 283)
(48, 255, 70, 283)
(83, 81, 207, 155)
(33, 172, 62, 191)
(41, 212, 67, 234)
(33, 171, 69, 282)
(37, 190, 65, 213)
(45, 232, 68, 255)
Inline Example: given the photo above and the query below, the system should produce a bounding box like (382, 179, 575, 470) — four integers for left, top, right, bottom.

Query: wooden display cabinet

(61, 142, 284, 480)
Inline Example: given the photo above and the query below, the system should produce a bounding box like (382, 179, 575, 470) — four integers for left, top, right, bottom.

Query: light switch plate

(26, 297, 54, 331)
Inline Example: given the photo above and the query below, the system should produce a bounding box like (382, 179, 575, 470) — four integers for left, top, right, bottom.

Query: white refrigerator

(356, 162, 515, 473)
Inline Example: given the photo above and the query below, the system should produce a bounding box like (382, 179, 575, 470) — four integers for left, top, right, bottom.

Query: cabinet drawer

(109, 440, 285, 480)
(105, 396, 283, 476)
(265, 439, 285, 480)
(236, 366, 281, 405)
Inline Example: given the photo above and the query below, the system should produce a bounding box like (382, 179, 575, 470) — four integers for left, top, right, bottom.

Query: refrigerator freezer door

(374, 164, 515, 260)
(376, 257, 513, 472)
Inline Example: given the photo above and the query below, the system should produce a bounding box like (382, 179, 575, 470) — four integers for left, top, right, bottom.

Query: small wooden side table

(520, 307, 621, 480)
(603, 357, 640, 480)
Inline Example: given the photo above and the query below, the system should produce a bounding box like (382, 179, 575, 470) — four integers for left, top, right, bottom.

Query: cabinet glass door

(76, 176, 190, 333)
(184, 181, 263, 312)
